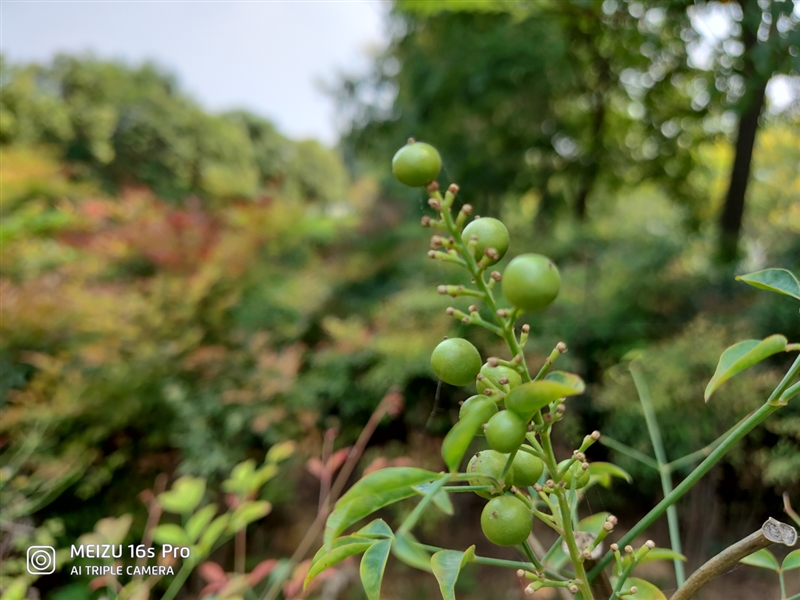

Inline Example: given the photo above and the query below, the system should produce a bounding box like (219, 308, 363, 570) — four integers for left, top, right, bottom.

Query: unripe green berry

(510, 452, 545, 488)
(461, 218, 509, 265)
(476, 364, 522, 395)
(557, 459, 590, 488)
(431, 338, 482, 386)
(392, 140, 442, 187)
(484, 410, 527, 454)
(467, 450, 508, 498)
(502, 254, 560, 313)
(480, 495, 532, 546)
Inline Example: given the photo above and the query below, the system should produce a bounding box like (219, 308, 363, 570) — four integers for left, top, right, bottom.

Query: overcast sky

(1, 1, 389, 145)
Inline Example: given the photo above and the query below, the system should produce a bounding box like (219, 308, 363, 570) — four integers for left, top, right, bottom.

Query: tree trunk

(717, 0, 770, 263)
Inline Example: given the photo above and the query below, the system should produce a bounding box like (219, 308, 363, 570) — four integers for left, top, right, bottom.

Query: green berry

(392, 140, 442, 187)
(501, 254, 560, 313)
(476, 364, 522, 395)
(484, 410, 527, 454)
(509, 452, 545, 488)
(431, 338, 482, 386)
(480, 495, 532, 546)
(461, 218, 509, 265)
(459, 395, 498, 428)
(467, 450, 508, 498)
(558, 459, 590, 489)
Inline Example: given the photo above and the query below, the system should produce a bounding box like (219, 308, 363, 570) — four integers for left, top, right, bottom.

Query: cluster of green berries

(393, 139, 586, 549)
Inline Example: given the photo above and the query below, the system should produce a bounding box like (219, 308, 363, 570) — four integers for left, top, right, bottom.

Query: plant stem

(540, 429, 594, 600)
(599, 435, 659, 471)
(630, 363, 685, 586)
(160, 561, 194, 600)
(397, 473, 451, 535)
(589, 401, 779, 580)
(666, 414, 749, 473)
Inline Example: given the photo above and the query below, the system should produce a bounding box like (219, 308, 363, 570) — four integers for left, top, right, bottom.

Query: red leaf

(326, 448, 350, 474)
(247, 559, 278, 586)
(197, 561, 227, 583)
(306, 457, 324, 479)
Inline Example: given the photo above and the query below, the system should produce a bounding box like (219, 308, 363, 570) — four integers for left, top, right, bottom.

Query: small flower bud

(430, 235, 443, 248)
(496, 309, 508, 318)
(448, 183, 460, 194)
(543, 413, 552, 422)
(575, 452, 586, 462)
(461, 317, 470, 324)
(485, 247, 500, 261)
(581, 461, 589, 471)
(569, 584, 579, 594)
(490, 270, 502, 281)
(524, 585, 535, 596)
(421, 216, 431, 227)
(498, 377, 509, 385)
(545, 479, 554, 488)
(428, 197, 441, 210)
(610, 543, 619, 552)
(487, 357, 499, 368)
(624, 545, 634, 554)
(521, 324, 530, 333)
(437, 285, 447, 294)
(533, 483, 543, 492)
(606, 515, 618, 525)
(556, 404, 566, 414)
(591, 430, 601, 440)
(556, 341, 567, 353)
(446, 307, 456, 315)
(603, 521, 614, 531)
(468, 304, 478, 313)
(645, 540, 655, 549)
(426, 181, 440, 192)
(516, 569, 525, 578)
(427, 250, 437, 259)
(630, 587, 638, 595)
(582, 549, 592, 559)
(460, 203, 472, 214)
(484, 389, 494, 396)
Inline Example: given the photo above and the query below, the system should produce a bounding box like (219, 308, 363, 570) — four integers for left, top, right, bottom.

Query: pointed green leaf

(577, 512, 611, 536)
(740, 548, 780, 571)
(197, 514, 230, 555)
(185, 504, 218, 542)
(783, 549, 800, 571)
(543, 371, 586, 394)
(228, 500, 272, 532)
(588, 462, 633, 487)
(325, 468, 440, 547)
(625, 578, 667, 600)
(305, 536, 373, 588)
(95, 514, 133, 545)
(356, 519, 394, 539)
(737, 268, 800, 301)
(441, 411, 484, 472)
(413, 482, 454, 516)
(360, 538, 391, 600)
(392, 531, 432, 572)
(158, 476, 206, 514)
(431, 546, 476, 600)
(265, 440, 296, 464)
(636, 548, 687, 566)
(152, 524, 190, 547)
(705, 335, 788, 401)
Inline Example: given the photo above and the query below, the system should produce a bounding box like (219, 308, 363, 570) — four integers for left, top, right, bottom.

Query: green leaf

(222, 460, 256, 496)
(543, 371, 586, 395)
(737, 268, 800, 301)
(356, 519, 394, 539)
(392, 531, 432, 573)
(158, 476, 206, 514)
(588, 462, 633, 487)
(705, 335, 788, 401)
(637, 548, 687, 566)
(305, 535, 373, 588)
(431, 546, 476, 600)
(185, 504, 218, 542)
(228, 500, 272, 532)
(413, 482, 454, 516)
(95, 514, 133, 545)
(265, 440, 296, 464)
(740, 548, 780, 571)
(197, 514, 230, 555)
(626, 578, 667, 600)
(441, 411, 483, 472)
(325, 468, 440, 547)
(783, 549, 800, 571)
(577, 512, 611, 536)
(152, 524, 190, 547)
(360, 538, 391, 600)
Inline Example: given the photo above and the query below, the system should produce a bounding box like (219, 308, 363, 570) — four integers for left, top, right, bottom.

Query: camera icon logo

(27, 546, 56, 575)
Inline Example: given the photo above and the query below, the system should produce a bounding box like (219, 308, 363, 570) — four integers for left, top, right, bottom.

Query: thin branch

(670, 518, 797, 600)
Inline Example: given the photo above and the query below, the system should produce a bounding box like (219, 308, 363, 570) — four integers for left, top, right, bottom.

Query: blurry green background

(1, 1, 799, 599)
